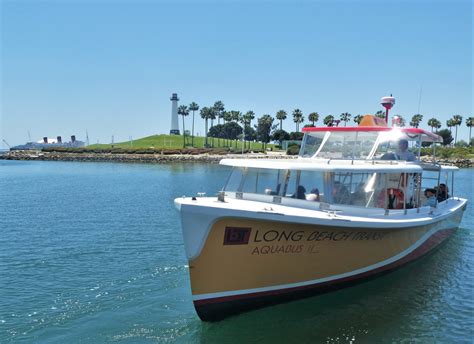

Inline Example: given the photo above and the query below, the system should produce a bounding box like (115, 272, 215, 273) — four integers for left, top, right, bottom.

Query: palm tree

(223, 111, 233, 146)
(427, 118, 441, 132)
(230, 111, 242, 148)
(466, 117, 474, 145)
(308, 112, 319, 126)
(243, 111, 255, 149)
(188, 102, 199, 147)
(323, 115, 334, 126)
(212, 101, 225, 147)
(397, 115, 406, 127)
(177, 105, 189, 147)
(276, 110, 287, 131)
(230, 110, 242, 123)
(375, 110, 386, 120)
(213, 101, 225, 125)
(353, 114, 363, 125)
(223, 111, 232, 123)
(339, 112, 351, 126)
(446, 119, 454, 134)
(200, 107, 213, 147)
(451, 115, 463, 144)
(292, 109, 304, 131)
(409, 114, 423, 128)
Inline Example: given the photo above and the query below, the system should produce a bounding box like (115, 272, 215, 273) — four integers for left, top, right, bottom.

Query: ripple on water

(0, 161, 472, 343)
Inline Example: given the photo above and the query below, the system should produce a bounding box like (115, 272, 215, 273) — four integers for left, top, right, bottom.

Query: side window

(224, 167, 244, 191)
(255, 169, 283, 195)
(241, 169, 258, 193)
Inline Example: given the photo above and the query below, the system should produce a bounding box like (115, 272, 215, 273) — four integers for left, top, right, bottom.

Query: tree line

(176, 100, 473, 148)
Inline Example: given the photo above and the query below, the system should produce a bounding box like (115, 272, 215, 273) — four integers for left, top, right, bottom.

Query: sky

(1, 0, 472, 146)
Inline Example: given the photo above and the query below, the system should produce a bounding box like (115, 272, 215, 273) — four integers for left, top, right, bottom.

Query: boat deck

(175, 195, 467, 229)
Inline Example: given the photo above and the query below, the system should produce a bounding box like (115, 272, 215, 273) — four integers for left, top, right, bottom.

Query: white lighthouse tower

(170, 93, 180, 135)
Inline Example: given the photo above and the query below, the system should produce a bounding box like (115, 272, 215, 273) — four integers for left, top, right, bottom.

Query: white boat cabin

(220, 116, 457, 214)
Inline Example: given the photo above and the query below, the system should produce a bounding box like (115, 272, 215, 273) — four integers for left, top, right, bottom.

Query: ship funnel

(57, 136, 62, 143)
(71, 135, 76, 143)
(43, 137, 48, 144)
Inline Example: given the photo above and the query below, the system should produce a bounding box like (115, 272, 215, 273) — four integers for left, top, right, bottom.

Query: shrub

(287, 144, 300, 155)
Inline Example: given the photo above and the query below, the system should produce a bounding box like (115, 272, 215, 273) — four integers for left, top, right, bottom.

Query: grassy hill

(88, 134, 275, 151)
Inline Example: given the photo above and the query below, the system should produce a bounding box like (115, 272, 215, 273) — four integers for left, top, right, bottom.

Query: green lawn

(88, 134, 275, 151)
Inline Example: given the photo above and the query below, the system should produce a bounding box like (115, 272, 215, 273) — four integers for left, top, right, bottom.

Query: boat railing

(315, 157, 420, 167)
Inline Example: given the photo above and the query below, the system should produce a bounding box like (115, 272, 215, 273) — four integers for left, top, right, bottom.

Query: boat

(174, 107, 467, 321)
(10, 135, 85, 151)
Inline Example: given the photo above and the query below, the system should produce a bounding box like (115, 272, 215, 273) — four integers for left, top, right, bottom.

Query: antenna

(86, 130, 90, 146)
(417, 84, 423, 114)
(28, 130, 31, 142)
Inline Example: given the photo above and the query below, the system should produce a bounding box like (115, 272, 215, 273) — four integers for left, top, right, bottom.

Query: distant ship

(10, 135, 85, 150)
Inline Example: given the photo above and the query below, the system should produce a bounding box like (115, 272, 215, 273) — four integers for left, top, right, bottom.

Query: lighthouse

(170, 93, 180, 135)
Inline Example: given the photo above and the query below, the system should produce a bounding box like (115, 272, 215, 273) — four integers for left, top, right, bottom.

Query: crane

(2, 139, 11, 149)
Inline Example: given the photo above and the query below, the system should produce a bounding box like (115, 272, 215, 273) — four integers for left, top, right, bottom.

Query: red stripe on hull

(194, 227, 456, 321)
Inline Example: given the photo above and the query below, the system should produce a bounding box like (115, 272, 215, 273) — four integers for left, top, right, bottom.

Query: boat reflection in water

(175, 113, 467, 321)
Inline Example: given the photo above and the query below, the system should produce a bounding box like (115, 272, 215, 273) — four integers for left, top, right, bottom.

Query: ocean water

(0, 160, 472, 343)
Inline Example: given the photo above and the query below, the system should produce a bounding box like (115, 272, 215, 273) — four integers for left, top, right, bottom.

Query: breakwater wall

(419, 156, 473, 168)
(1, 150, 472, 167)
(0, 150, 293, 163)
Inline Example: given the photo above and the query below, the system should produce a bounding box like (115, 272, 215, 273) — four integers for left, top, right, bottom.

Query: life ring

(388, 188, 405, 209)
(377, 188, 405, 209)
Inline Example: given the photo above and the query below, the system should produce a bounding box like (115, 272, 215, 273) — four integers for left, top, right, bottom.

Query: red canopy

(301, 126, 442, 142)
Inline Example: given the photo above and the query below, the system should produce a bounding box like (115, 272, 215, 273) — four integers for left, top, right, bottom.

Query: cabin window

(284, 170, 324, 200)
(254, 169, 285, 195)
(228, 168, 285, 195)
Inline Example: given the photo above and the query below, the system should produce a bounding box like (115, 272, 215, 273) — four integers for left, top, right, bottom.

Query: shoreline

(0, 150, 293, 164)
(0, 150, 472, 167)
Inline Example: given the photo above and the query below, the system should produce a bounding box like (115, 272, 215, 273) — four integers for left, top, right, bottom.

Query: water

(1, 161, 472, 343)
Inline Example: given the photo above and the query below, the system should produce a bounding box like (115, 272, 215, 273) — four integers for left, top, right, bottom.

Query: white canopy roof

(220, 158, 458, 173)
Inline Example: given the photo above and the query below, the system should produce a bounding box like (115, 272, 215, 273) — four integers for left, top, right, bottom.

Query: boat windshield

(300, 130, 421, 161)
(300, 131, 379, 159)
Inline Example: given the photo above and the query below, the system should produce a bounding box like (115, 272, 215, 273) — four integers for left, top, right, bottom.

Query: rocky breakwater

(420, 156, 473, 168)
(0, 149, 295, 163)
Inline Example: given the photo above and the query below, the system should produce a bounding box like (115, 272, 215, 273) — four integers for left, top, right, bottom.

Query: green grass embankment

(44, 134, 276, 153)
(421, 146, 474, 159)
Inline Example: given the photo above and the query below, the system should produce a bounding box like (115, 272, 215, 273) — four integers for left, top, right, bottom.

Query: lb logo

(223, 227, 251, 245)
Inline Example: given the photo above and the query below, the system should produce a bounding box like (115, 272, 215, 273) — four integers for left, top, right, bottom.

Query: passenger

(333, 181, 350, 204)
(381, 152, 397, 160)
(306, 188, 320, 201)
(436, 183, 450, 202)
(423, 188, 437, 207)
(395, 139, 416, 161)
(265, 183, 281, 195)
(292, 185, 306, 200)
